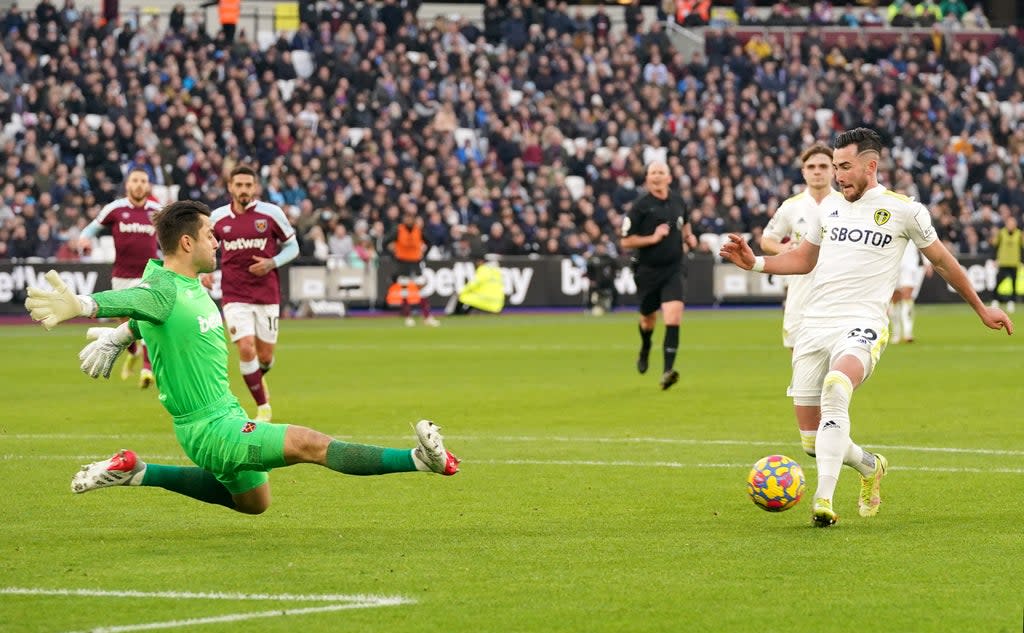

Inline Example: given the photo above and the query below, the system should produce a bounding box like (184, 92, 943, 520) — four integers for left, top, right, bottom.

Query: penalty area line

(0, 587, 414, 633)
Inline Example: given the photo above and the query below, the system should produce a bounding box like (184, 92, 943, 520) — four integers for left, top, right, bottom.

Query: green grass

(1, 306, 1022, 632)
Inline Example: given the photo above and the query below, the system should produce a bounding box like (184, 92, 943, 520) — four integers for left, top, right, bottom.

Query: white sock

(814, 371, 854, 500)
(410, 448, 432, 472)
(799, 430, 816, 457)
(888, 302, 901, 342)
(900, 299, 914, 340)
(240, 358, 260, 375)
(843, 441, 876, 477)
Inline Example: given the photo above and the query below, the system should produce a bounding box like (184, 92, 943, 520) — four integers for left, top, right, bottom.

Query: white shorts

(222, 303, 280, 343)
(111, 277, 143, 291)
(782, 311, 801, 349)
(788, 320, 889, 400)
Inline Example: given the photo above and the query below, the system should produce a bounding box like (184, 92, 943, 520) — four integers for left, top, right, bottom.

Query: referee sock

(141, 464, 236, 509)
(663, 325, 679, 373)
(325, 440, 416, 476)
(638, 324, 653, 355)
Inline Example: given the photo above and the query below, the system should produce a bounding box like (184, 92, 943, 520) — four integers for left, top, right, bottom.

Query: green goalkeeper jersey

(91, 259, 237, 420)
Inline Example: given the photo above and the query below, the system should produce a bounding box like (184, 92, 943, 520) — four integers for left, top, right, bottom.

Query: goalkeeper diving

(26, 200, 459, 515)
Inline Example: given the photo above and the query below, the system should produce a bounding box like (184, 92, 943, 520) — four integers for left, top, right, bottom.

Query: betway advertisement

(375, 255, 714, 308)
(0, 256, 1013, 314)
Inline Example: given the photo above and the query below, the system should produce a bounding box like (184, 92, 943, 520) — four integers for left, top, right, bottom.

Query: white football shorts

(222, 302, 281, 343)
(788, 320, 889, 400)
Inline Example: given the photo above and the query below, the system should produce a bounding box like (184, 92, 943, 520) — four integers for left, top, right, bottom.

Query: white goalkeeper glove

(78, 323, 136, 379)
(25, 270, 97, 330)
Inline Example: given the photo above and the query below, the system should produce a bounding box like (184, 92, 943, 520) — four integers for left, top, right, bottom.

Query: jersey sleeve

(96, 200, 120, 227)
(906, 202, 938, 249)
(621, 206, 642, 238)
(763, 202, 793, 241)
(804, 208, 824, 246)
(92, 269, 177, 324)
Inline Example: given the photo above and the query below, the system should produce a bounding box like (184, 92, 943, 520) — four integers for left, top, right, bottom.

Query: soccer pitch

(1, 307, 1021, 633)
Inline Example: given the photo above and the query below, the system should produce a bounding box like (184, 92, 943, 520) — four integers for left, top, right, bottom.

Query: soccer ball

(747, 455, 805, 512)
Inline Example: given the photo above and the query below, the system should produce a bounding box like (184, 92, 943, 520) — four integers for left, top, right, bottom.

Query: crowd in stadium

(0, 0, 1020, 266)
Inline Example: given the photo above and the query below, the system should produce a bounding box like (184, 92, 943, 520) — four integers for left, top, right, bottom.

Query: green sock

(141, 464, 235, 508)
(325, 440, 416, 475)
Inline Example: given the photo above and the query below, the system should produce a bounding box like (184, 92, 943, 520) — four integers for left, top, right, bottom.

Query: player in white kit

(762, 144, 846, 459)
(888, 240, 931, 343)
(720, 128, 1013, 527)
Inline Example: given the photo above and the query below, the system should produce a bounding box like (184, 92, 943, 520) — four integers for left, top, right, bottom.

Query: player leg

(887, 290, 902, 344)
(138, 340, 155, 388)
(815, 324, 889, 522)
(790, 330, 833, 524)
(898, 286, 915, 342)
(224, 303, 271, 420)
(634, 268, 658, 375)
(118, 315, 142, 380)
(658, 300, 682, 391)
(993, 266, 1012, 310)
(254, 304, 280, 418)
(412, 264, 440, 326)
(657, 268, 686, 391)
(71, 449, 237, 510)
(1008, 266, 1018, 314)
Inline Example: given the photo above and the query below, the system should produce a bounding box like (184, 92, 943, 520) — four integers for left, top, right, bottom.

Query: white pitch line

(1, 454, 1020, 474)
(0, 587, 413, 603)
(3, 431, 1023, 457)
(0, 587, 414, 633)
(65, 603, 395, 633)
(478, 458, 1024, 474)
(444, 432, 1024, 456)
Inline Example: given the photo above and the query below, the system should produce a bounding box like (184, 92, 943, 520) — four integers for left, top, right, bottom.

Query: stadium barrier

(0, 256, 1018, 315)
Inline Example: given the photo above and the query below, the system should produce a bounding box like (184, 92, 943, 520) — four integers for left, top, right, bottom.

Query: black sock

(638, 324, 653, 355)
(663, 325, 679, 373)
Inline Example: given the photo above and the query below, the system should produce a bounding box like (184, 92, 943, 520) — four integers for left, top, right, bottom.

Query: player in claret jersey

(25, 200, 459, 515)
(209, 165, 299, 422)
(78, 167, 163, 388)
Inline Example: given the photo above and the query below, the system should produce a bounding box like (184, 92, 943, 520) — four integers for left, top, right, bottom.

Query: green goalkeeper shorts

(172, 395, 289, 494)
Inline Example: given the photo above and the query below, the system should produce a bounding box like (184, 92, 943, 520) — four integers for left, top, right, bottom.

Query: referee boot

(636, 350, 649, 374)
(659, 369, 679, 391)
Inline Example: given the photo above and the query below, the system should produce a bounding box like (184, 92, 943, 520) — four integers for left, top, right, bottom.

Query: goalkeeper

(25, 200, 459, 515)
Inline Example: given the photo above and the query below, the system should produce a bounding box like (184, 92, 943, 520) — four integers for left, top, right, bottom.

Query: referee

(620, 161, 698, 390)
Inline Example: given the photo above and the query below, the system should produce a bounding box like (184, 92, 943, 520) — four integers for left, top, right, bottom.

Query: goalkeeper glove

(25, 270, 97, 330)
(79, 323, 136, 379)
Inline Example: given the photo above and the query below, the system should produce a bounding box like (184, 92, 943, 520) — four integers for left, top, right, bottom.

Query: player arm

(719, 233, 818, 274)
(26, 270, 173, 330)
(759, 234, 786, 255)
(920, 241, 989, 318)
(760, 208, 791, 255)
(89, 273, 177, 324)
(76, 220, 102, 251)
(272, 235, 300, 269)
(681, 221, 697, 250)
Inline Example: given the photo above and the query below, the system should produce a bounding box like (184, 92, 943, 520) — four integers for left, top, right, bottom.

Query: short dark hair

(126, 166, 150, 179)
(833, 128, 883, 154)
(153, 200, 210, 254)
(800, 143, 833, 163)
(230, 164, 258, 181)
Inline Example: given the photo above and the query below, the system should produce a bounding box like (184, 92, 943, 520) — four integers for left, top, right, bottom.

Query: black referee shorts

(634, 263, 687, 315)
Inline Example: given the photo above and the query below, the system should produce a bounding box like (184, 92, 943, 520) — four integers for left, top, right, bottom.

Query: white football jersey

(763, 188, 844, 320)
(803, 185, 937, 325)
